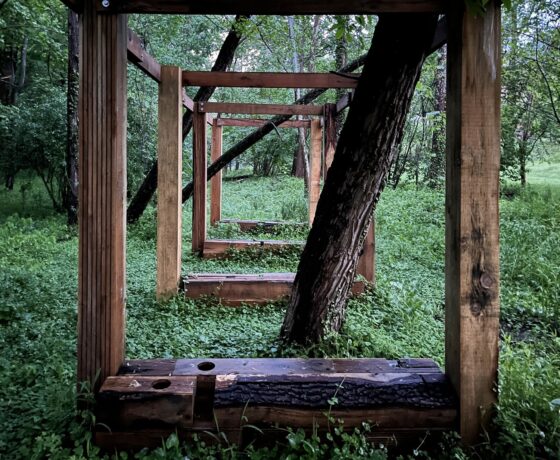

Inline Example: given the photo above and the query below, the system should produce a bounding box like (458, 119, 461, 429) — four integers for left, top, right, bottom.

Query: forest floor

(0, 169, 558, 459)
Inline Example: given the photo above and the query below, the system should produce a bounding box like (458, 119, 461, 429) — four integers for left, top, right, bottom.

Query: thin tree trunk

(426, 46, 446, 188)
(64, 10, 79, 225)
(334, 16, 349, 137)
(127, 15, 248, 223)
(180, 54, 368, 203)
(281, 13, 438, 345)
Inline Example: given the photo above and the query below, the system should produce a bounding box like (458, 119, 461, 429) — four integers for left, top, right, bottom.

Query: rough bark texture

(126, 15, 248, 223)
(180, 54, 367, 203)
(64, 10, 80, 225)
(281, 13, 439, 345)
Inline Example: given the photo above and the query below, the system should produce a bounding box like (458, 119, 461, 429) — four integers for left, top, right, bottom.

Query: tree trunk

(127, 15, 248, 223)
(179, 54, 367, 203)
(334, 16, 349, 137)
(426, 46, 446, 188)
(281, 13, 438, 345)
(64, 10, 80, 225)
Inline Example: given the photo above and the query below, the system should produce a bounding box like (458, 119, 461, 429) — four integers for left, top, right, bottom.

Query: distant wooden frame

(216, 118, 311, 129)
(199, 102, 323, 116)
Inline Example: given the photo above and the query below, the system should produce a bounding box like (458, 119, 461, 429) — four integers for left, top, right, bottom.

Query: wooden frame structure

(70, 0, 501, 450)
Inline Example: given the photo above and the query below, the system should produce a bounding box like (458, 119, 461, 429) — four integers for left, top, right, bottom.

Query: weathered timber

(308, 119, 323, 225)
(219, 219, 307, 232)
(77, 1, 127, 391)
(192, 104, 207, 255)
(156, 66, 182, 299)
(210, 121, 222, 225)
(183, 71, 359, 89)
(199, 102, 323, 116)
(61, 0, 82, 12)
(445, 2, 501, 444)
(202, 239, 303, 259)
(216, 118, 311, 128)
(97, 0, 447, 14)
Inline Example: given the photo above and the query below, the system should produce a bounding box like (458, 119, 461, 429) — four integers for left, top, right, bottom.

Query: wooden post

(192, 103, 208, 254)
(323, 104, 337, 180)
(77, 2, 127, 391)
(308, 119, 322, 225)
(356, 220, 375, 284)
(445, 1, 501, 444)
(210, 121, 223, 226)
(156, 66, 183, 299)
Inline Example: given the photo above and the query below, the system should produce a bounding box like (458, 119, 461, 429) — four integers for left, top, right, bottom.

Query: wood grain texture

(219, 219, 307, 232)
(183, 71, 359, 89)
(203, 239, 303, 259)
(200, 102, 323, 116)
(216, 118, 311, 128)
(97, 0, 447, 14)
(77, 2, 127, 392)
(156, 66, 182, 299)
(308, 119, 323, 225)
(210, 121, 222, 225)
(192, 103, 208, 255)
(445, 1, 501, 445)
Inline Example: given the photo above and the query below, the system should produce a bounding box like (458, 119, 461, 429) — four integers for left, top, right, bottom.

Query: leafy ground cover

(0, 174, 558, 459)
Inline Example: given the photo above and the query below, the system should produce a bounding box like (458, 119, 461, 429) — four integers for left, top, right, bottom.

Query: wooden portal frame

(74, 0, 500, 447)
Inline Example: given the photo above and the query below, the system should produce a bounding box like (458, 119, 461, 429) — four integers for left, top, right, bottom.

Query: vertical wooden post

(308, 119, 322, 225)
(156, 66, 182, 299)
(192, 103, 207, 254)
(356, 220, 375, 284)
(210, 120, 223, 226)
(445, 2, 501, 444)
(77, 2, 127, 391)
(323, 104, 337, 181)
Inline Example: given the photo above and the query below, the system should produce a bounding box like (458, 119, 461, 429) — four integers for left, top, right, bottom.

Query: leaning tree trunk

(126, 15, 248, 223)
(64, 10, 80, 225)
(281, 13, 439, 345)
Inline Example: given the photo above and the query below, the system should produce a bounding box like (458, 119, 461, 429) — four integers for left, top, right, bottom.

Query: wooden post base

(95, 358, 457, 450)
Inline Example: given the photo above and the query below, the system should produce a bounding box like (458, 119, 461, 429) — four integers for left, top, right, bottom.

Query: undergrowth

(0, 177, 558, 459)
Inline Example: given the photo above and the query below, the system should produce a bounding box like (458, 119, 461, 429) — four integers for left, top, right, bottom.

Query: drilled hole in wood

(152, 379, 171, 390)
(197, 361, 216, 371)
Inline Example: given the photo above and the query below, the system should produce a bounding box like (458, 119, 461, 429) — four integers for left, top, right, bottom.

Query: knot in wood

(470, 302, 482, 316)
(480, 272, 494, 289)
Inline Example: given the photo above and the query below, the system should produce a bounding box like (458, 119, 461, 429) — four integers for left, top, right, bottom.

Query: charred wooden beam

(97, 0, 447, 15)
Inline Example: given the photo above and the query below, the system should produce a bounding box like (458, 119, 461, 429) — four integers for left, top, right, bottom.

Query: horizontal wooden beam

(219, 219, 307, 231)
(127, 29, 213, 125)
(183, 71, 359, 89)
(97, 0, 447, 15)
(200, 102, 323, 116)
(60, 0, 82, 12)
(216, 118, 311, 128)
(203, 239, 303, 259)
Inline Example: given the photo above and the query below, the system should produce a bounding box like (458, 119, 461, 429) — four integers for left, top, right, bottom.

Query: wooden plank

(203, 239, 303, 259)
(183, 71, 359, 89)
(445, 1, 501, 445)
(216, 118, 311, 128)
(97, 0, 447, 14)
(60, 0, 83, 12)
(156, 66, 182, 300)
(308, 119, 322, 225)
(192, 103, 208, 255)
(200, 102, 323, 116)
(210, 121, 222, 225)
(77, 1, 127, 392)
(120, 357, 441, 377)
(323, 103, 337, 179)
(219, 219, 307, 232)
(356, 220, 375, 284)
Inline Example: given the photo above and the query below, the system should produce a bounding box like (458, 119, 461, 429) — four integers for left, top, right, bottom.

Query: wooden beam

(199, 102, 323, 116)
(97, 0, 447, 15)
(202, 239, 303, 259)
(60, 0, 83, 12)
(308, 119, 322, 225)
(77, 2, 127, 392)
(192, 103, 208, 255)
(445, 1, 500, 445)
(219, 219, 307, 232)
(183, 71, 359, 89)
(210, 121, 222, 226)
(216, 118, 311, 128)
(156, 67, 183, 300)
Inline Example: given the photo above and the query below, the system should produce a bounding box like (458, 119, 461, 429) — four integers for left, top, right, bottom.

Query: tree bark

(64, 10, 80, 225)
(179, 54, 367, 203)
(334, 15, 349, 137)
(281, 13, 438, 345)
(127, 15, 248, 223)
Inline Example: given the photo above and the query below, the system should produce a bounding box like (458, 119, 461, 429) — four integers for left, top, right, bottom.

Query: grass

(0, 175, 559, 459)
